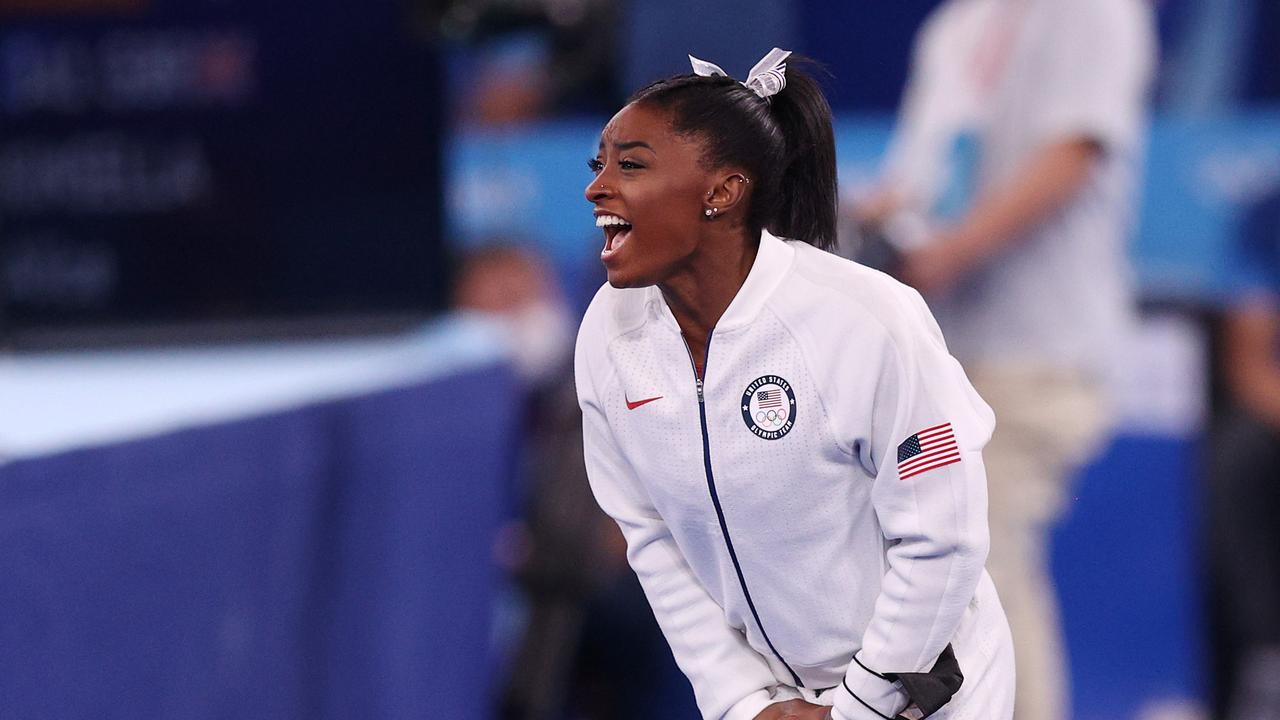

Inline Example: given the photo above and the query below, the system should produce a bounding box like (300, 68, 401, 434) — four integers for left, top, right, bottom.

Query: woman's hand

(899, 703, 926, 720)
(754, 699, 926, 720)
(753, 699, 832, 720)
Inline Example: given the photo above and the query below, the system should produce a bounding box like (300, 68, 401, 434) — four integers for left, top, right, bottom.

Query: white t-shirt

(882, 0, 1157, 376)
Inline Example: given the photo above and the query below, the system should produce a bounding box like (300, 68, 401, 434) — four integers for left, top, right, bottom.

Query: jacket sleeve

(575, 321, 799, 720)
(831, 288, 995, 720)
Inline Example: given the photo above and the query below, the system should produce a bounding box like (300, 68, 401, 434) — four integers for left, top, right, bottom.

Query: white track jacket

(575, 231, 1013, 720)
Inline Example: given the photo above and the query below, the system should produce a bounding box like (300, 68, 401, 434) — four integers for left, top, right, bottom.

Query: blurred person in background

(452, 244, 690, 720)
(1208, 189, 1280, 720)
(435, 0, 621, 125)
(453, 244, 575, 390)
(850, 1, 1157, 719)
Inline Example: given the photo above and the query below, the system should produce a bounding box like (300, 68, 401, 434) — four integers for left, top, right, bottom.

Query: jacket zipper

(683, 332, 804, 688)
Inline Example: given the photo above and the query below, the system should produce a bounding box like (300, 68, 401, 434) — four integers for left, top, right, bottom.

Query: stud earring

(704, 207, 718, 218)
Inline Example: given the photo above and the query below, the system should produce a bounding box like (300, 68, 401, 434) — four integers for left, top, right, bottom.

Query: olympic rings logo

(740, 375, 796, 440)
(754, 408, 789, 428)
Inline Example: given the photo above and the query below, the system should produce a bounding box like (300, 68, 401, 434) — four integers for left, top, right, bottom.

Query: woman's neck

(659, 227, 760, 347)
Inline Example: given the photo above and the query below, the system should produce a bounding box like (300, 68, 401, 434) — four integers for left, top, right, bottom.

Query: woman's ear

(704, 171, 751, 216)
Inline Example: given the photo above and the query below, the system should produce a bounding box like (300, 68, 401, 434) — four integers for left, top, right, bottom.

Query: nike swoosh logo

(625, 395, 663, 410)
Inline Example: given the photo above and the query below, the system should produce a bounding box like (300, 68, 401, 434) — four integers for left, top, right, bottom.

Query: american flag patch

(897, 422, 960, 480)
(756, 389, 784, 409)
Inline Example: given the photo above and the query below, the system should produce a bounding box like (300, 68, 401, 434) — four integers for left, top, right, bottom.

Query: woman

(574, 49, 1014, 720)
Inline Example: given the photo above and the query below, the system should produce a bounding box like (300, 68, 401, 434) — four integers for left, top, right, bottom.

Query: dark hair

(627, 56, 838, 250)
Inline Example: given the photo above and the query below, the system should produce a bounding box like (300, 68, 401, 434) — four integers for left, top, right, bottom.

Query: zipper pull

(696, 377, 704, 403)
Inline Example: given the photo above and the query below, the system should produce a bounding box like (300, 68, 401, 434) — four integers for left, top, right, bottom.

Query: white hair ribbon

(687, 54, 728, 79)
(688, 47, 792, 100)
(744, 47, 791, 99)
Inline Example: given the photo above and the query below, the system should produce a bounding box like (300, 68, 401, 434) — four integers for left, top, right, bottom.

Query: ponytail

(768, 61, 838, 250)
(628, 54, 839, 251)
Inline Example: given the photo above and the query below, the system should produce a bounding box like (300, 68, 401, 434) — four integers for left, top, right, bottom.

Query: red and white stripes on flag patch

(896, 422, 961, 480)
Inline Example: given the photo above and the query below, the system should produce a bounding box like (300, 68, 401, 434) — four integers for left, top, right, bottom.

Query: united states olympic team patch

(741, 375, 796, 440)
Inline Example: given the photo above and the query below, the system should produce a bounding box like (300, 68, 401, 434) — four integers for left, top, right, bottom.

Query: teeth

(595, 215, 632, 228)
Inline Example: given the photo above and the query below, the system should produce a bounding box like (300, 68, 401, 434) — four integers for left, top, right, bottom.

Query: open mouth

(595, 214, 633, 258)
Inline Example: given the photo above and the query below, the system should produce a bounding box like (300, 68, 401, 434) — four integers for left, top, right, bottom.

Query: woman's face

(585, 102, 714, 288)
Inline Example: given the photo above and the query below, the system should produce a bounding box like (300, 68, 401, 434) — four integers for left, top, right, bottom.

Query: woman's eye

(620, 160, 643, 170)
(587, 158, 604, 172)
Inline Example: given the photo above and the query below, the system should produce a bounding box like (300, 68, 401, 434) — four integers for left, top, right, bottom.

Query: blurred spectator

(453, 244, 574, 388)
(848, 1, 1157, 719)
(452, 244, 693, 720)
(1208, 189, 1280, 720)
(435, 0, 621, 125)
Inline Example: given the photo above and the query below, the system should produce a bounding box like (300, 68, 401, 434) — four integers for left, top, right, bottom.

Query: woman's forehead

(601, 103, 660, 141)
(599, 103, 701, 155)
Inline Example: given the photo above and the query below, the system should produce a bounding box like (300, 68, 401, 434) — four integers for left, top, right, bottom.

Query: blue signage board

(448, 111, 1280, 309)
(0, 0, 446, 338)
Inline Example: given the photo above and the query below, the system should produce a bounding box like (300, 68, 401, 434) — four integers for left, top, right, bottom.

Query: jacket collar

(647, 229, 796, 334)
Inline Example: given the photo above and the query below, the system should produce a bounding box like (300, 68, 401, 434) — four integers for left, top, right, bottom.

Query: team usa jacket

(574, 231, 1014, 720)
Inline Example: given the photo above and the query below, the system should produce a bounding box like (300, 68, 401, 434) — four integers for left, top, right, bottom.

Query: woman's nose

(585, 177, 613, 203)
